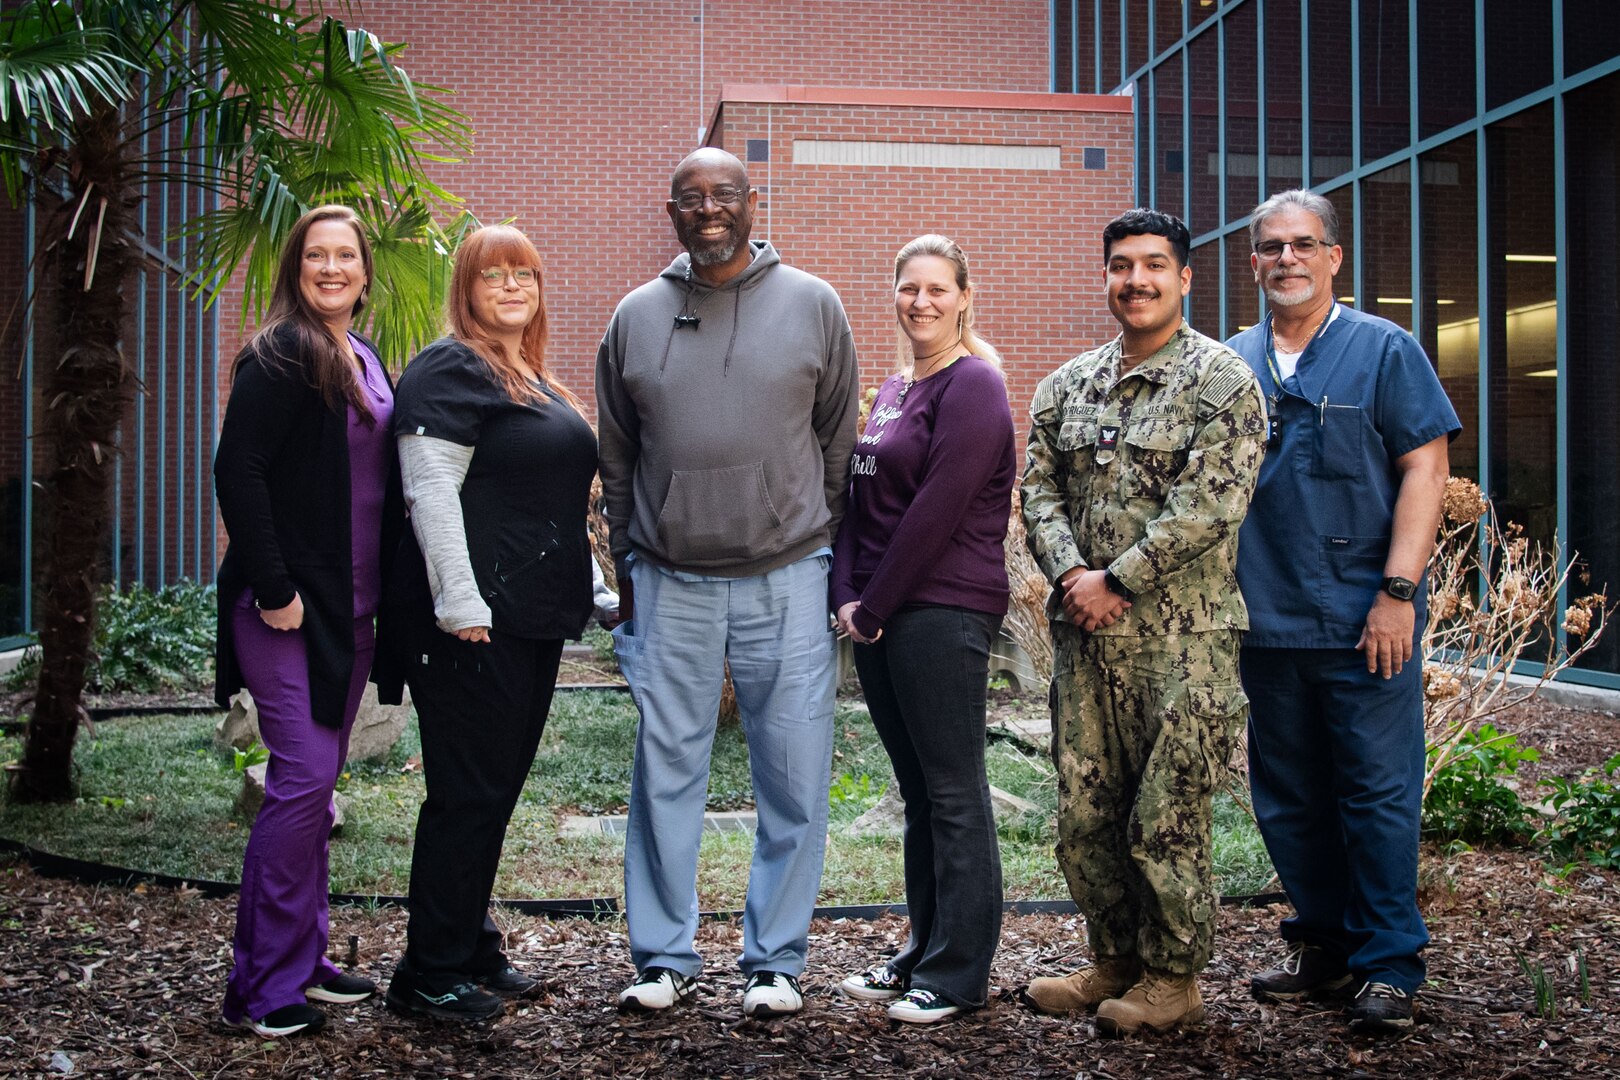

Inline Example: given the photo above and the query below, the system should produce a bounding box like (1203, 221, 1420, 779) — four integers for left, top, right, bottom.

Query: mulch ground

(2, 698, 1615, 1077)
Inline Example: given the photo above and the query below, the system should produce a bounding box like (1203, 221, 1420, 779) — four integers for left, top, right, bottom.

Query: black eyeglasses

(670, 186, 748, 213)
(1253, 238, 1326, 260)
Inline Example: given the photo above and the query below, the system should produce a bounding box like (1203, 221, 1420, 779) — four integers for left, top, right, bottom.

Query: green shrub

(1421, 723, 1539, 845)
(1539, 754, 1620, 871)
(4, 580, 216, 694)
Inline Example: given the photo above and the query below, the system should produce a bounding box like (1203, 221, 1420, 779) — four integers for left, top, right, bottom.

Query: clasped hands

(1057, 567, 1131, 631)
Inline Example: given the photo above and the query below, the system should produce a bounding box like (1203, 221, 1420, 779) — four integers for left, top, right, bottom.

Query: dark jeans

(403, 629, 563, 989)
(1240, 646, 1430, 992)
(853, 605, 1004, 1007)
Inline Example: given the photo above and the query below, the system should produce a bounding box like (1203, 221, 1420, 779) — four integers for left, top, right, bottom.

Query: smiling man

(595, 148, 859, 1019)
(1227, 189, 1458, 1034)
(1019, 208, 1267, 1035)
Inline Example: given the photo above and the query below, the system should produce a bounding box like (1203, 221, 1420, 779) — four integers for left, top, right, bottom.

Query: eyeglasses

(1253, 238, 1326, 260)
(480, 267, 538, 288)
(670, 186, 748, 213)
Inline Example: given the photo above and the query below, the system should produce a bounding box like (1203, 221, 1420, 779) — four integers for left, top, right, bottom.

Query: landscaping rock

(216, 685, 411, 765)
(235, 762, 347, 833)
(848, 783, 1043, 838)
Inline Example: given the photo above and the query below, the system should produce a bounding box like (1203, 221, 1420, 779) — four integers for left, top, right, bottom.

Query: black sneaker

(305, 971, 377, 1004)
(225, 1002, 327, 1038)
(1251, 943, 1353, 1003)
(386, 972, 505, 1023)
(479, 965, 540, 996)
(1349, 981, 1414, 1033)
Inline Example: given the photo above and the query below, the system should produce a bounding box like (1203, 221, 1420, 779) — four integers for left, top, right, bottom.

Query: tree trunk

(13, 102, 136, 802)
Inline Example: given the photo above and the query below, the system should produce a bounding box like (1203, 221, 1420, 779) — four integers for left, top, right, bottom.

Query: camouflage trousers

(1049, 624, 1248, 974)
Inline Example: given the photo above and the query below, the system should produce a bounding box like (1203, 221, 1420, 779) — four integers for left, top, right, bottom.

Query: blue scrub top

(1227, 305, 1461, 649)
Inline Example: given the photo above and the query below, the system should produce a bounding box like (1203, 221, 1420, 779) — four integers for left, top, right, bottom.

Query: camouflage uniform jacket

(1020, 324, 1267, 635)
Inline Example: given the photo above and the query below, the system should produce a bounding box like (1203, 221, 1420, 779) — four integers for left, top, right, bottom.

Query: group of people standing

(212, 146, 1457, 1042)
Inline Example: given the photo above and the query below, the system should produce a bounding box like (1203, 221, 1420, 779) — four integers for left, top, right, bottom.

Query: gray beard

(690, 239, 739, 266)
(1264, 275, 1317, 308)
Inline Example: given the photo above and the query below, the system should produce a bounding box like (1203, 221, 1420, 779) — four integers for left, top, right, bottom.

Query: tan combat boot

(1095, 968, 1205, 1036)
(1021, 955, 1140, 1015)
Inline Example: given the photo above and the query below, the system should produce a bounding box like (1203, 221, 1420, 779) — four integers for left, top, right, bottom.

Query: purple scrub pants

(221, 595, 374, 1023)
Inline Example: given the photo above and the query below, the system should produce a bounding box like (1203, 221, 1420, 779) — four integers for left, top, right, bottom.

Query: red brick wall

(709, 95, 1134, 422)
(211, 0, 1057, 410)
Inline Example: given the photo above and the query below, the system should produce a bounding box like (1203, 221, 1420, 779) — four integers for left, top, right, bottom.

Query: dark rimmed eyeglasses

(669, 186, 749, 213)
(1253, 238, 1326, 260)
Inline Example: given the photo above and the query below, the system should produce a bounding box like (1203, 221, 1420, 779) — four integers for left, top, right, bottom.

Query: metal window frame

(1049, 0, 1620, 688)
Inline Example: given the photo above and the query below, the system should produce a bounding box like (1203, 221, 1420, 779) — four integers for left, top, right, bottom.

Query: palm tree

(0, 0, 473, 802)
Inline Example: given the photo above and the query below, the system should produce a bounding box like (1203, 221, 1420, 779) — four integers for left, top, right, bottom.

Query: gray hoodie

(596, 241, 859, 579)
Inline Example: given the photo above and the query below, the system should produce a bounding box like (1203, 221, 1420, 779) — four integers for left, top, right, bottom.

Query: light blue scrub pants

(614, 555, 837, 978)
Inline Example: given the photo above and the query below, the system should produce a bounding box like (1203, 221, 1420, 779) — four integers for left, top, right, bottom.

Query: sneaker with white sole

(887, 988, 962, 1025)
(741, 971, 803, 1018)
(305, 971, 376, 1004)
(225, 1002, 326, 1038)
(840, 964, 905, 1002)
(618, 967, 697, 1012)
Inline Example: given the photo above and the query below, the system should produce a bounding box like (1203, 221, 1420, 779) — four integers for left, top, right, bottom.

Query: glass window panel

(1359, 0, 1410, 163)
(1308, 3, 1353, 186)
(1225, 234, 1261, 340)
(1418, 0, 1476, 139)
(1190, 0, 1219, 36)
(1563, 3, 1620, 78)
(1265, 0, 1304, 195)
(1418, 137, 1480, 485)
(1565, 73, 1620, 676)
(1128, 0, 1150, 75)
(1189, 240, 1221, 340)
(1361, 164, 1413, 332)
(1485, 103, 1556, 566)
(1155, 0, 1184, 54)
(1485, 0, 1553, 110)
(1100, 1, 1123, 91)
(1054, 0, 1074, 93)
(1188, 26, 1220, 234)
(1225, 2, 1260, 222)
(1075, 2, 1097, 94)
(1321, 186, 1356, 311)
(1154, 52, 1186, 220)
(1137, 82, 1152, 205)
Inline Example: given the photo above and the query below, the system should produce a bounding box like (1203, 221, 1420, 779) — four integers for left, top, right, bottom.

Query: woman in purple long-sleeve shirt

(831, 235, 1017, 1024)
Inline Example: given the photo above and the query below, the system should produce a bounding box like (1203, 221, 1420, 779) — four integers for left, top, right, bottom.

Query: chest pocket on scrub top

(1313, 402, 1364, 481)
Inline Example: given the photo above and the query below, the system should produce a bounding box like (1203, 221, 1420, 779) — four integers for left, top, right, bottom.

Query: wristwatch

(1382, 575, 1417, 601)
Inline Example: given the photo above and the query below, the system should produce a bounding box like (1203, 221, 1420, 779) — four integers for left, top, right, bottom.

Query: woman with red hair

(384, 226, 597, 1022)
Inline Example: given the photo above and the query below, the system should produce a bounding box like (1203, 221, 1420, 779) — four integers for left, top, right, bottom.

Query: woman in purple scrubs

(214, 205, 403, 1038)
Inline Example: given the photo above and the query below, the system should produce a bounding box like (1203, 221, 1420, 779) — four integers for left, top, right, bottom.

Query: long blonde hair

(892, 234, 1003, 373)
(448, 225, 583, 412)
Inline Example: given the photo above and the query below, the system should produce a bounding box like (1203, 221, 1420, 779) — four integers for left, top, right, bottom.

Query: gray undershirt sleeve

(398, 434, 491, 632)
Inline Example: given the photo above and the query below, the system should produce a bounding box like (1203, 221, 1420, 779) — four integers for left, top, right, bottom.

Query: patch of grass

(0, 691, 1275, 904)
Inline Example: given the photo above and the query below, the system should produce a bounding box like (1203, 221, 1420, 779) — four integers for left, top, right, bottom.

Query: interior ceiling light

(1525, 368, 1559, 378)
(1505, 254, 1557, 262)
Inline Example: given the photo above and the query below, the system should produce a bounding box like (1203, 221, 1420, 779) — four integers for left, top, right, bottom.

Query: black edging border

(0, 837, 1287, 919)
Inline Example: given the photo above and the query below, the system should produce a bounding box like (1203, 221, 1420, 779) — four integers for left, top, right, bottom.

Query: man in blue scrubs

(1226, 190, 1459, 1034)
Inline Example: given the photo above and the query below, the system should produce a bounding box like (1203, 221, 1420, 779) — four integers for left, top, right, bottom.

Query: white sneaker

(742, 971, 803, 1018)
(840, 964, 905, 1002)
(887, 988, 963, 1025)
(618, 967, 697, 1012)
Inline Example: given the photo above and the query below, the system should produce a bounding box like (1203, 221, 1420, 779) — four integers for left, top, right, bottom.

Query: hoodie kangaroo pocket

(657, 461, 782, 564)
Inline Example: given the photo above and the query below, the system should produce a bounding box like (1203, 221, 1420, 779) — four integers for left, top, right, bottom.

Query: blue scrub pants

(615, 556, 837, 979)
(1239, 647, 1430, 992)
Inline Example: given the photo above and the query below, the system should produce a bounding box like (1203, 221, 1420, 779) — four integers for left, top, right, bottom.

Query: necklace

(1273, 305, 1332, 354)
(897, 338, 963, 406)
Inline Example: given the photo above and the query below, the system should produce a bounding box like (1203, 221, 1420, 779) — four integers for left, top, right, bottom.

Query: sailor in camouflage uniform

(1019, 209, 1267, 1035)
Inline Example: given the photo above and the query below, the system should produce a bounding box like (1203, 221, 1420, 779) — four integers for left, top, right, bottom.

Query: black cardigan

(213, 326, 406, 727)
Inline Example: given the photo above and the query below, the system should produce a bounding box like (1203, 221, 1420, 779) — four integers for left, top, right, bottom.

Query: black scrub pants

(402, 628, 563, 989)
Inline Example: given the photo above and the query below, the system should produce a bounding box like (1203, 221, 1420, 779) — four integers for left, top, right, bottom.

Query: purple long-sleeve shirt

(830, 354, 1017, 639)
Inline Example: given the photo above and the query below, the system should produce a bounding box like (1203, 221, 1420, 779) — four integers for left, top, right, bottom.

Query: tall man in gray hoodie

(597, 148, 859, 1019)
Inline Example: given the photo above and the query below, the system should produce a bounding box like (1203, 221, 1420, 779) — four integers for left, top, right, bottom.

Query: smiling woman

(382, 224, 599, 1023)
